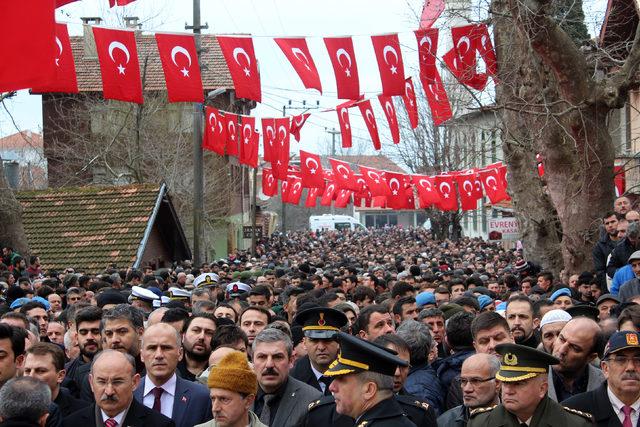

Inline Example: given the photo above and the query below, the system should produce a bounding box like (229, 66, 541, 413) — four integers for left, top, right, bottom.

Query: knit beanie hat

(207, 351, 257, 395)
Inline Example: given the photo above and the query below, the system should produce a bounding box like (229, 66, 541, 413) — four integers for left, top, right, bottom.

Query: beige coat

(194, 410, 268, 427)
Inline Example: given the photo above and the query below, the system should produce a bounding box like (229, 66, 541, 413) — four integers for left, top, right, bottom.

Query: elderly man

(0, 377, 51, 427)
(251, 328, 320, 426)
(437, 354, 501, 427)
(467, 344, 593, 426)
(195, 350, 266, 427)
(539, 309, 572, 354)
(63, 350, 174, 427)
(134, 323, 212, 427)
(563, 331, 640, 426)
(548, 317, 605, 402)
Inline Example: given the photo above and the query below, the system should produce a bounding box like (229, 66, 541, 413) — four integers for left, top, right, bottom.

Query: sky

(0, 0, 608, 158)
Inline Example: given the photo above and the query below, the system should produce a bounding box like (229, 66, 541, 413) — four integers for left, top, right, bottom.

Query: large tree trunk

(0, 159, 29, 256)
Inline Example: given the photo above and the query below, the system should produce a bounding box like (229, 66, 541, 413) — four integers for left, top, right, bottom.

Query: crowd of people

(0, 196, 640, 426)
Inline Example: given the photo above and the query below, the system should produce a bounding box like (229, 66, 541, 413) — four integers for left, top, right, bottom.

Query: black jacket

(62, 399, 175, 427)
(290, 355, 325, 394)
(593, 234, 618, 275)
(607, 238, 637, 278)
(562, 381, 625, 427)
(54, 387, 89, 418)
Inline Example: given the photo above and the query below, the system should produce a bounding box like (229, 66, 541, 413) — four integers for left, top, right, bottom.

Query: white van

(309, 214, 365, 232)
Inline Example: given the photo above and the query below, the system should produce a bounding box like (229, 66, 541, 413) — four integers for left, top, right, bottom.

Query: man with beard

(505, 296, 539, 348)
(563, 331, 640, 426)
(593, 212, 621, 277)
(64, 306, 102, 397)
(539, 309, 572, 354)
(548, 317, 605, 402)
(177, 314, 217, 382)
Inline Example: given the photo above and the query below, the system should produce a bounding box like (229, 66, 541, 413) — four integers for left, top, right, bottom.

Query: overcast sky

(0, 0, 607, 157)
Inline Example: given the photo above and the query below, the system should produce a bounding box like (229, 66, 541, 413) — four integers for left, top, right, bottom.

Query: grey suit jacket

(255, 376, 322, 427)
(134, 375, 212, 427)
(547, 363, 605, 402)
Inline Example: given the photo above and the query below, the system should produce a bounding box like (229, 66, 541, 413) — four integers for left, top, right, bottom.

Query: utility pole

(186, 0, 208, 266)
(325, 127, 341, 156)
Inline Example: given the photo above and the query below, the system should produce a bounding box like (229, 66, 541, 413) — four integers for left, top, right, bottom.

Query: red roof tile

(0, 131, 43, 150)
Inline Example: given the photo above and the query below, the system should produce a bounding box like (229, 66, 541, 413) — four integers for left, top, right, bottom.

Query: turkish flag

(378, 95, 400, 144)
(443, 47, 488, 91)
(324, 37, 360, 100)
(272, 117, 291, 180)
(109, 0, 137, 6)
(335, 189, 353, 208)
(357, 100, 382, 151)
(371, 34, 405, 96)
(32, 23, 78, 94)
(353, 188, 372, 208)
(415, 28, 439, 83)
(456, 172, 479, 211)
(336, 103, 353, 148)
(224, 113, 239, 157)
(284, 175, 304, 205)
(262, 119, 276, 162)
(330, 158, 359, 191)
(473, 24, 497, 76)
(422, 72, 452, 125)
(239, 116, 259, 168)
(217, 36, 261, 102)
(536, 153, 545, 177)
(353, 174, 367, 193)
(93, 27, 143, 104)
(420, 0, 445, 29)
(480, 167, 509, 203)
(360, 166, 391, 196)
(385, 172, 409, 210)
(275, 38, 322, 93)
(306, 187, 322, 207)
(155, 33, 203, 103)
(262, 168, 278, 197)
(203, 107, 226, 156)
(320, 182, 338, 206)
(300, 150, 325, 188)
(615, 166, 626, 197)
(402, 78, 419, 129)
(435, 175, 458, 211)
(411, 175, 440, 208)
(0, 0, 56, 92)
(289, 113, 310, 142)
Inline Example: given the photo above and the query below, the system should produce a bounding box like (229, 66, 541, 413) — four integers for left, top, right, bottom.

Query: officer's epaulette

(307, 396, 334, 411)
(396, 394, 430, 411)
(469, 405, 497, 417)
(356, 421, 368, 427)
(562, 406, 593, 420)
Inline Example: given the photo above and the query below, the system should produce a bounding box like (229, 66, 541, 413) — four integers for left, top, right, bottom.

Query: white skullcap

(540, 309, 572, 329)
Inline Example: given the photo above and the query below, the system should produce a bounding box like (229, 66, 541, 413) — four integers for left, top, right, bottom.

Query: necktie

(320, 376, 332, 396)
(259, 394, 275, 425)
(623, 405, 633, 427)
(152, 387, 164, 413)
(104, 419, 117, 427)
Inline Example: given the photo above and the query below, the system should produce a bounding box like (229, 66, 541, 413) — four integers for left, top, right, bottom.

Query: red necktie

(623, 405, 633, 427)
(104, 419, 117, 427)
(152, 387, 164, 413)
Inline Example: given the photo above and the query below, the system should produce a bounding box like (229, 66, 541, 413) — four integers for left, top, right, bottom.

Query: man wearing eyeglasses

(563, 330, 640, 427)
(437, 353, 501, 427)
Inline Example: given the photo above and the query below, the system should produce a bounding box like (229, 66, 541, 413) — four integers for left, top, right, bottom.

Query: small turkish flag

(443, 47, 488, 91)
(272, 117, 291, 180)
(289, 113, 310, 142)
(434, 175, 458, 211)
(93, 27, 143, 104)
(305, 187, 321, 207)
(335, 189, 353, 208)
(411, 175, 440, 208)
(203, 107, 226, 156)
(261, 118, 276, 163)
(357, 100, 382, 151)
(275, 38, 322, 93)
(371, 34, 405, 96)
(473, 24, 497, 76)
(353, 174, 367, 193)
(385, 172, 409, 210)
(402, 78, 419, 129)
(324, 37, 360, 100)
(480, 167, 509, 203)
(223, 113, 239, 157)
(300, 150, 324, 188)
(415, 28, 439, 83)
(320, 182, 338, 206)
(217, 36, 261, 102)
(284, 175, 304, 205)
(360, 166, 391, 196)
(422, 72, 452, 125)
(419, 0, 445, 29)
(615, 166, 626, 197)
(330, 158, 358, 191)
(32, 23, 78, 94)
(378, 95, 400, 144)
(336, 103, 353, 148)
(455, 172, 479, 211)
(262, 168, 278, 197)
(155, 33, 203, 102)
(239, 116, 258, 168)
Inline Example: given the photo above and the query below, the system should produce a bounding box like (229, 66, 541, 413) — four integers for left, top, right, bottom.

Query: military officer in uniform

(467, 343, 594, 427)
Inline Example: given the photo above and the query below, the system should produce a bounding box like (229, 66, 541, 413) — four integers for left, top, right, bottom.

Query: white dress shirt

(142, 373, 177, 419)
(608, 385, 640, 426)
(310, 363, 326, 393)
(100, 408, 126, 426)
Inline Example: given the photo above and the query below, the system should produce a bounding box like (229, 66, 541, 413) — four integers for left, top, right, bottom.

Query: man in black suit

(63, 350, 174, 427)
(563, 330, 640, 427)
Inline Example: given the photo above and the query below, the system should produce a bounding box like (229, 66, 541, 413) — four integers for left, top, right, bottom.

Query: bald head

(147, 307, 169, 326)
(460, 353, 501, 408)
(142, 322, 182, 347)
(552, 317, 601, 374)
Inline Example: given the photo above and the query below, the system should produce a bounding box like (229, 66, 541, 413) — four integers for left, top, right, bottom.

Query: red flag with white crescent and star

(357, 100, 382, 151)
(480, 167, 509, 203)
(284, 175, 304, 205)
(93, 27, 143, 104)
(320, 181, 338, 207)
(239, 116, 259, 168)
(155, 33, 203, 103)
(203, 106, 226, 156)
(359, 166, 391, 197)
(422, 72, 452, 125)
(455, 171, 480, 211)
(415, 28, 439, 84)
(419, 0, 445, 29)
(473, 24, 497, 76)
(274, 38, 322, 93)
(324, 37, 360, 100)
(384, 172, 410, 210)
(371, 34, 405, 96)
(305, 187, 321, 207)
(32, 22, 78, 94)
(300, 150, 325, 188)
(336, 103, 353, 148)
(402, 78, 419, 129)
(378, 95, 400, 144)
(330, 158, 359, 191)
(217, 36, 261, 102)
(411, 175, 440, 208)
(335, 188, 353, 208)
(223, 113, 239, 157)
(261, 118, 276, 163)
(262, 168, 278, 197)
(289, 113, 310, 142)
(434, 175, 458, 211)
(271, 117, 291, 180)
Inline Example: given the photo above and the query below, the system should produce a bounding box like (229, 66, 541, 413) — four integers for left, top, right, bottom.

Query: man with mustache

(65, 306, 103, 397)
(563, 331, 640, 427)
(251, 328, 320, 426)
(177, 314, 217, 382)
(63, 350, 175, 427)
(505, 296, 540, 348)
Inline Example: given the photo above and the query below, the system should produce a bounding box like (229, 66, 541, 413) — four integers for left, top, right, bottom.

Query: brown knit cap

(207, 350, 257, 395)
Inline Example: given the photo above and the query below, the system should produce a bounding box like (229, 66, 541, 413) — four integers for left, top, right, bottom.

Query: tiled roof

(0, 131, 43, 150)
(71, 32, 233, 92)
(332, 155, 406, 173)
(16, 184, 161, 273)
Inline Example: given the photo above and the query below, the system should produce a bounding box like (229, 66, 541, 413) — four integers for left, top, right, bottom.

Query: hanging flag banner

(217, 36, 262, 102)
(324, 37, 360, 100)
(275, 38, 322, 93)
(155, 33, 204, 102)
